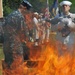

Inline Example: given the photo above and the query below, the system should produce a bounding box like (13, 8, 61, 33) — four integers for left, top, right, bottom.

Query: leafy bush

(3, 6, 13, 16)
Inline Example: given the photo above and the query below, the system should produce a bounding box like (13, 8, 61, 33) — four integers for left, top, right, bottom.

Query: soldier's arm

(45, 17, 61, 25)
(66, 18, 75, 30)
(66, 14, 75, 29)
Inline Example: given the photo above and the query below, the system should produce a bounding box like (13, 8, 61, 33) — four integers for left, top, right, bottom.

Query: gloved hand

(60, 18, 71, 25)
(61, 18, 75, 29)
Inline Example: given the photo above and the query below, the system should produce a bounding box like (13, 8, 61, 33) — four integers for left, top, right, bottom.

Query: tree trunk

(0, 0, 3, 18)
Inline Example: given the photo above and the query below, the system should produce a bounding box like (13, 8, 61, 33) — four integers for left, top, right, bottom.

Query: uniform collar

(61, 12, 71, 16)
(61, 12, 71, 18)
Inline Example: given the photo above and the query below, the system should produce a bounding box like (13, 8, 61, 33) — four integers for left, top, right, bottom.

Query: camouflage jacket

(2, 10, 26, 65)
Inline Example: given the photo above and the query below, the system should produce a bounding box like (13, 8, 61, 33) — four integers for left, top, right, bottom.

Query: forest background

(3, 0, 75, 17)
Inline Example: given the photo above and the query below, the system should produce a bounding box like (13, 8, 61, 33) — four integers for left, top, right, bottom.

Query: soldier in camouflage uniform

(2, 0, 32, 68)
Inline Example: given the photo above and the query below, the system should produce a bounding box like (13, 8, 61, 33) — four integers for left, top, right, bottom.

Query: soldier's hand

(60, 18, 71, 25)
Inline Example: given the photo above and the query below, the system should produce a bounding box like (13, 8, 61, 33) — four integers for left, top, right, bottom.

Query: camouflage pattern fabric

(2, 10, 27, 68)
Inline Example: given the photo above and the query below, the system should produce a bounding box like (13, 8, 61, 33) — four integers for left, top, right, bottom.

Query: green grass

(0, 45, 4, 75)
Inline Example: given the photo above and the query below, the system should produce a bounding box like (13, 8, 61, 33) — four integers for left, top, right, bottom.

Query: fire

(24, 42, 75, 75)
(3, 41, 75, 75)
(26, 42, 75, 75)
(2, 13, 75, 75)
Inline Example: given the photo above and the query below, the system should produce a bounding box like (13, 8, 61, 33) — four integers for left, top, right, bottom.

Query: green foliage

(0, 45, 4, 75)
(28, 0, 47, 12)
(3, 0, 75, 16)
(3, 0, 22, 16)
(3, 6, 13, 16)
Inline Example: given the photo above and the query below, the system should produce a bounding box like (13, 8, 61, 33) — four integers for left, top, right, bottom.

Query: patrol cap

(60, 1, 72, 6)
(21, 0, 32, 10)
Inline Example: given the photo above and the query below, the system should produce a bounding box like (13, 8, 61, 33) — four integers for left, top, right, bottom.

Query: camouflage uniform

(2, 10, 27, 67)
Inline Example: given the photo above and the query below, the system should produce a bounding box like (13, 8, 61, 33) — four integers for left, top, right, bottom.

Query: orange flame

(24, 41, 75, 75)
(2, 13, 75, 75)
(3, 41, 75, 75)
